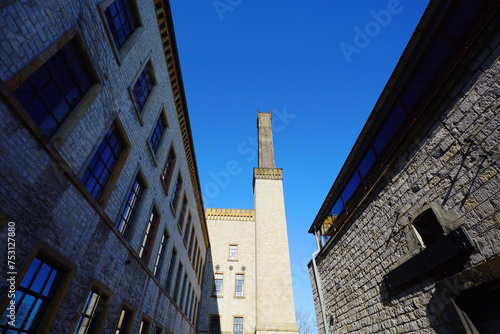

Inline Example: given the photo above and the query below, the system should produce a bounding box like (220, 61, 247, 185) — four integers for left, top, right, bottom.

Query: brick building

(0, 0, 208, 333)
(197, 111, 299, 334)
(308, 0, 500, 333)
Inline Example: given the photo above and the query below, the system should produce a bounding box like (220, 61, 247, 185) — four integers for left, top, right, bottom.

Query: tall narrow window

(177, 196, 187, 232)
(138, 210, 159, 263)
(116, 177, 144, 239)
(153, 232, 169, 278)
(0, 258, 61, 333)
(165, 249, 177, 293)
(138, 318, 151, 334)
(184, 282, 192, 314)
(209, 316, 220, 334)
(198, 257, 204, 285)
(183, 213, 192, 244)
(74, 288, 110, 333)
(235, 274, 244, 297)
(233, 317, 243, 334)
(132, 65, 154, 113)
(229, 245, 238, 260)
(213, 273, 223, 297)
(161, 147, 176, 194)
(103, 0, 138, 49)
(170, 173, 183, 212)
(13, 38, 93, 139)
(189, 289, 195, 322)
(179, 274, 188, 308)
(150, 114, 167, 155)
(114, 307, 134, 334)
(188, 227, 195, 259)
(82, 126, 125, 201)
(172, 263, 183, 302)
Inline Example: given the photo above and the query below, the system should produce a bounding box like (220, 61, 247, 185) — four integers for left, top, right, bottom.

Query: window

(184, 282, 192, 314)
(74, 287, 110, 334)
(132, 65, 154, 114)
(172, 263, 183, 302)
(170, 173, 183, 213)
(138, 317, 151, 334)
(154, 325, 163, 334)
(191, 239, 198, 267)
(138, 209, 159, 263)
(188, 227, 195, 259)
(116, 177, 144, 239)
(188, 289, 195, 322)
(103, 0, 138, 50)
(177, 195, 187, 232)
(229, 245, 238, 260)
(183, 213, 191, 245)
(235, 274, 244, 297)
(198, 257, 204, 285)
(213, 273, 223, 297)
(179, 274, 188, 308)
(233, 317, 243, 334)
(413, 209, 444, 246)
(0, 257, 61, 333)
(12, 38, 93, 139)
(160, 147, 176, 195)
(209, 316, 220, 334)
(153, 231, 169, 278)
(114, 306, 134, 334)
(149, 112, 167, 156)
(165, 249, 177, 294)
(82, 125, 125, 202)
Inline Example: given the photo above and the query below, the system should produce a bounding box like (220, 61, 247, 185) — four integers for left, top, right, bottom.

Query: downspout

(312, 227, 331, 334)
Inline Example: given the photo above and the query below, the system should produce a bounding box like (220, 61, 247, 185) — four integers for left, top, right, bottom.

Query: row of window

(213, 273, 245, 298)
(209, 316, 243, 334)
(0, 256, 168, 334)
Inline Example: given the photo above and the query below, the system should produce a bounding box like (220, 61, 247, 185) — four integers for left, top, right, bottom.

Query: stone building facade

(198, 111, 299, 334)
(0, 0, 208, 333)
(308, 0, 500, 333)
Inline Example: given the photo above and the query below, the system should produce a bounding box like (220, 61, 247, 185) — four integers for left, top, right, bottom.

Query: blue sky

(169, 0, 430, 326)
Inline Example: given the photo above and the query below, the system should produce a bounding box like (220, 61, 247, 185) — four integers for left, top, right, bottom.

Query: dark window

(177, 196, 188, 232)
(341, 172, 362, 212)
(179, 274, 188, 308)
(191, 239, 198, 267)
(161, 148, 176, 194)
(138, 318, 151, 334)
(133, 66, 154, 112)
(150, 116, 166, 155)
(188, 289, 195, 321)
(172, 263, 183, 302)
(194, 247, 201, 273)
(74, 289, 109, 334)
(0, 258, 61, 333)
(138, 211, 158, 262)
(183, 282, 192, 314)
(13, 39, 93, 138)
(165, 249, 177, 294)
(114, 307, 133, 334)
(373, 105, 409, 157)
(183, 214, 192, 245)
(209, 316, 220, 334)
(117, 177, 144, 239)
(153, 232, 169, 278)
(413, 210, 444, 246)
(82, 126, 124, 201)
(188, 226, 195, 259)
(104, 0, 138, 49)
(233, 317, 243, 334)
(235, 274, 244, 297)
(170, 173, 183, 212)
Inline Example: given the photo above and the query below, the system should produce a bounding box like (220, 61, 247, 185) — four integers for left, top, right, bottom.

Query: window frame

(170, 172, 183, 216)
(72, 280, 113, 334)
(0, 243, 76, 334)
(97, 0, 144, 65)
(138, 204, 161, 265)
(208, 315, 221, 334)
(233, 316, 244, 334)
(79, 114, 131, 208)
(147, 106, 169, 166)
(228, 244, 238, 261)
(234, 273, 245, 298)
(138, 315, 152, 334)
(160, 145, 176, 196)
(153, 230, 170, 279)
(213, 273, 223, 297)
(1, 28, 101, 150)
(128, 57, 158, 126)
(113, 301, 136, 334)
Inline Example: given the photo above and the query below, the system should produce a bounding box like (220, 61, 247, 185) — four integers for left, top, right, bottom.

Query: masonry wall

(310, 28, 500, 334)
(198, 209, 257, 334)
(0, 0, 205, 333)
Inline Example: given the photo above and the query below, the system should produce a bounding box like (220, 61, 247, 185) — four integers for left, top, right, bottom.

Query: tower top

(257, 110, 276, 168)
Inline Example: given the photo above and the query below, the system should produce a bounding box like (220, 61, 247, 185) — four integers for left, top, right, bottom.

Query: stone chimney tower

(254, 110, 299, 333)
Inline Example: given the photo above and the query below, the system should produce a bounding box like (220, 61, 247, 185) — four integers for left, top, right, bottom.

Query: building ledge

(205, 208, 255, 221)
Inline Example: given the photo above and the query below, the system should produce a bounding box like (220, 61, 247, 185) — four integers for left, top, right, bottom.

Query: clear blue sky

(170, 0, 430, 326)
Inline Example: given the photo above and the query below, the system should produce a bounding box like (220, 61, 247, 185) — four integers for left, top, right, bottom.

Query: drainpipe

(312, 227, 331, 334)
